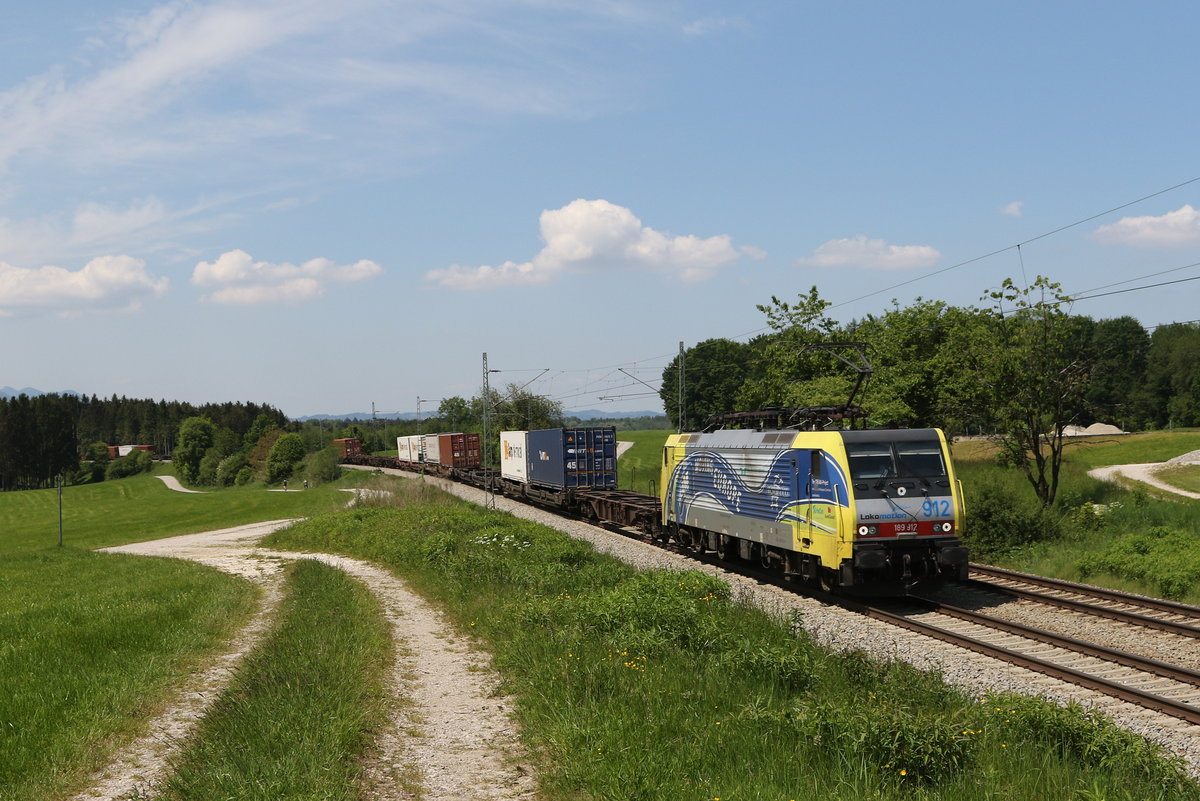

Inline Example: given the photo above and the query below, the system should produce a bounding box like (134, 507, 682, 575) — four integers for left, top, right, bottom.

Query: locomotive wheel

(717, 535, 737, 561)
(819, 568, 837, 593)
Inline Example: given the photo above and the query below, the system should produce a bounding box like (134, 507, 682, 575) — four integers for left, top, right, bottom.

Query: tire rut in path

(80, 521, 536, 801)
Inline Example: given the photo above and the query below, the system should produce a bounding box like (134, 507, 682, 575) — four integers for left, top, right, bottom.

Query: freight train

(343, 424, 968, 596)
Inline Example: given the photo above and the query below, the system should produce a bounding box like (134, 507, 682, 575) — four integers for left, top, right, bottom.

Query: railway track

(866, 595, 1200, 725)
(644, 540, 1200, 727)
(966, 563, 1200, 638)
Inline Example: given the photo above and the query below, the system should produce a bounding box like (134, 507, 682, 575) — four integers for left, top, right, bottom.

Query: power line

(1072, 273, 1200, 302)
(830, 173, 1200, 312)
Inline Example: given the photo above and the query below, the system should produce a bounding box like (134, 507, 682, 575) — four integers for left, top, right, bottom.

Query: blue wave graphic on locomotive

(667, 448, 847, 528)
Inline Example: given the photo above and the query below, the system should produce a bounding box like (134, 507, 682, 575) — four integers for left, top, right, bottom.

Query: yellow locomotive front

(661, 427, 967, 595)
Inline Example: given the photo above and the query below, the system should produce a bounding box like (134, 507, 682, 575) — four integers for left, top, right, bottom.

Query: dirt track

(80, 522, 534, 801)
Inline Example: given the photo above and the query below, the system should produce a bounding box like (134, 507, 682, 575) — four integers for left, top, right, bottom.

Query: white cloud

(0, 255, 168, 314)
(425, 199, 759, 290)
(798, 235, 941, 270)
(1001, 201, 1024, 217)
(1092, 204, 1200, 246)
(192, 249, 382, 304)
(0, 2, 334, 169)
(0, 197, 200, 266)
(70, 198, 169, 246)
(683, 16, 746, 37)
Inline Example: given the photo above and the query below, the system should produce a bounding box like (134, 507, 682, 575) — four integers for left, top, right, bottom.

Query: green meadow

(0, 469, 369, 801)
(953, 430, 1200, 602)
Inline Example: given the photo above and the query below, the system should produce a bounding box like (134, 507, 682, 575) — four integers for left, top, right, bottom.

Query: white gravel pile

(1167, 449, 1200, 465)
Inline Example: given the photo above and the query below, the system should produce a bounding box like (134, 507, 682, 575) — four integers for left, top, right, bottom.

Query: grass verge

(0, 467, 369, 799)
(265, 479, 1199, 801)
(157, 558, 393, 801)
(617, 429, 672, 495)
(0, 550, 257, 801)
(0, 470, 365, 554)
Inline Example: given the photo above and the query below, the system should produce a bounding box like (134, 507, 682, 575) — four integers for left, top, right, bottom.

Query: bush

(235, 466, 254, 486)
(267, 433, 306, 484)
(105, 449, 152, 480)
(197, 450, 221, 486)
(964, 483, 1062, 557)
(304, 446, 342, 485)
(216, 451, 249, 487)
(795, 699, 977, 784)
(1077, 527, 1200, 599)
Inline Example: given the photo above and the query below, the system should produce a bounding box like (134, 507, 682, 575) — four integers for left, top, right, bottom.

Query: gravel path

(1089, 450, 1200, 500)
(358, 467, 1200, 780)
(80, 520, 535, 801)
(154, 475, 206, 493)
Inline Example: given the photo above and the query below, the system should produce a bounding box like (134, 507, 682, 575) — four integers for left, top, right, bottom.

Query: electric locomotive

(661, 426, 967, 595)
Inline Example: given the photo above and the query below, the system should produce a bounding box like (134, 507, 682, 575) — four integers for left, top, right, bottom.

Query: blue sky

(2, 1, 1198, 418)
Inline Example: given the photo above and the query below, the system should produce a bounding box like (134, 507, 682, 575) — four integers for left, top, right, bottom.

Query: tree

(943, 277, 1091, 506)
(660, 338, 752, 430)
(437, 396, 474, 431)
(851, 298, 971, 428)
(734, 287, 843, 413)
(175, 417, 215, 484)
(1083, 316, 1149, 429)
(474, 384, 564, 432)
(1141, 322, 1200, 428)
(267, 432, 306, 483)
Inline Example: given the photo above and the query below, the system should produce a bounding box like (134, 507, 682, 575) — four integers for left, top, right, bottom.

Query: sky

(2, 1, 1200, 419)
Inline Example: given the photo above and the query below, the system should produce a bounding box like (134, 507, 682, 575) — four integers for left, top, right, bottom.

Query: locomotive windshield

(844, 438, 947, 480)
(845, 443, 894, 479)
(895, 441, 946, 477)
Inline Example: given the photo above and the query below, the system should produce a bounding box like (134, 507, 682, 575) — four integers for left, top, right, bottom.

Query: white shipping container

(397, 435, 424, 463)
(500, 431, 528, 482)
(423, 433, 443, 465)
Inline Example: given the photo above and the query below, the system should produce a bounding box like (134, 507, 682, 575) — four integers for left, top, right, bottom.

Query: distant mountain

(0, 386, 79, 399)
(296, 411, 421, 422)
(565, 410, 665, 420)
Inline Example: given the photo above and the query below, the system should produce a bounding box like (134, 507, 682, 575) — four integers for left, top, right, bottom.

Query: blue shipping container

(526, 427, 618, 489)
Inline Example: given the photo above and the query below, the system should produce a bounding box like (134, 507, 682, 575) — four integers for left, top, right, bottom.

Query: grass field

(2, 469, 362, 554)
(616, 429, 672, 495)
(952, 430, 1200, 602)
(5, 430, 1200, 799)
(265, 481, 1199, 801)
(1158, 464, 1200, 493)
(0, 468, 373, 800)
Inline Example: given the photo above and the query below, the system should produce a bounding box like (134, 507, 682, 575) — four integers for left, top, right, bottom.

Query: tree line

(0, 394, 287, 490)
(660, 278, 1200, 506)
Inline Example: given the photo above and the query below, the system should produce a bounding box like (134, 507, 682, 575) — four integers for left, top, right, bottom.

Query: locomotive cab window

(809, 450, 822, 477)
(895, 441, 946, 478)
(845, 443, 894, 480)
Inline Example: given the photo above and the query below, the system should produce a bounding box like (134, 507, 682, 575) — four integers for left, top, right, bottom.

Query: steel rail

(963, 576, 1200, 640)
(845, 599, 1200, 726)
(970, 563, 1200, 619)
(908, 597, 1200, 687)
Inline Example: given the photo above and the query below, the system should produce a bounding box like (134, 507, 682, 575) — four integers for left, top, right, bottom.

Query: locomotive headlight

(940, 521, 954, 533)
(857, 525, 878, 536)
